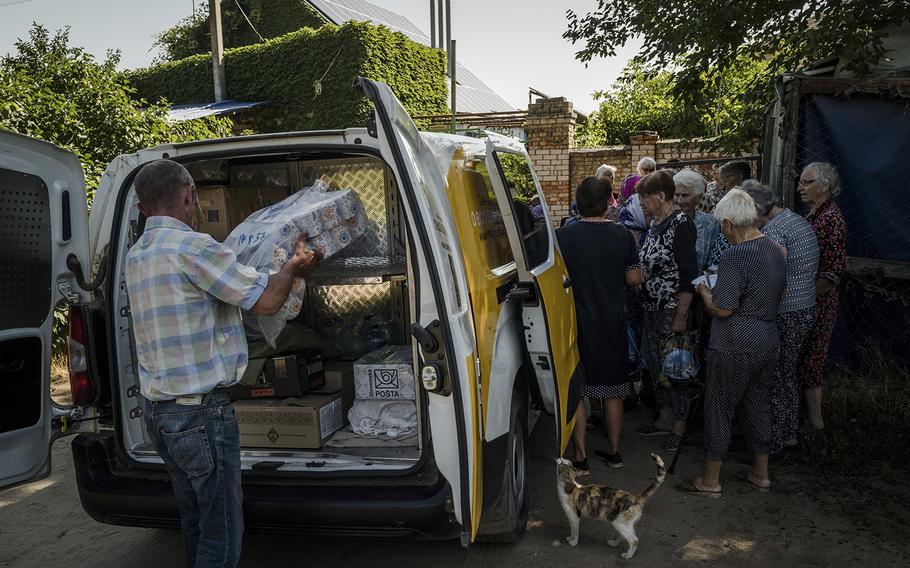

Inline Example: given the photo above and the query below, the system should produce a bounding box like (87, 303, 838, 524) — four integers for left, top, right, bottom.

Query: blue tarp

(798, 94, 910, 261)
(797, 94, 910, 367)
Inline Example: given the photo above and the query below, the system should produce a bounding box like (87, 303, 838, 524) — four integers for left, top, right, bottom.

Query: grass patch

(814, 345, 910, 476)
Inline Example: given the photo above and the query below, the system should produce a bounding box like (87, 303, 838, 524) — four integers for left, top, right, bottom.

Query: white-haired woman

(798, 162, 846, 436)
(673, 170, 719, 271)
(741, 180, 820, 457)
(620, 157, 657, 201)
(677, 189, 786, 498)
(596, 164, 620, 220)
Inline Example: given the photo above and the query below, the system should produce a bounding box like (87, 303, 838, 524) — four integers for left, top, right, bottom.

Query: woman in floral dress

(798, 162, 846, 434)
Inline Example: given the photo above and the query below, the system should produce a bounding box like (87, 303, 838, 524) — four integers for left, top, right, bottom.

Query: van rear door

(356, 77, 484, 545)
(0, 132, 91, 490)
(483, 135, 582, 454)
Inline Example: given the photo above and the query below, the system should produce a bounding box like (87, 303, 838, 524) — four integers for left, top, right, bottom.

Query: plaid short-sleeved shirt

(125, 216, 268, 401)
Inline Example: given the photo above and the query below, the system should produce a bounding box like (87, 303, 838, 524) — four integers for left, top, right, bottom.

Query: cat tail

(637, 453, 667, 500)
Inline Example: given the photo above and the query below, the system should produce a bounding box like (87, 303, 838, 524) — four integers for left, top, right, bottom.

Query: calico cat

(556, 453, 666, 560)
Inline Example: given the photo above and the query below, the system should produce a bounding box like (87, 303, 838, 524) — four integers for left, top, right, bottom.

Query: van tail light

(67, 305, 95, 406)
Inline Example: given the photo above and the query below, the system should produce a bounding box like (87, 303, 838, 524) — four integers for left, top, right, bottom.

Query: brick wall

(526, 97, 576, 220)
(524, 100, 758, 223)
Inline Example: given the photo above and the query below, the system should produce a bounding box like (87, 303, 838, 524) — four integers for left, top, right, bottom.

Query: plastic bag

(224, 179, 367, 346)
(657, 332, 700, 389)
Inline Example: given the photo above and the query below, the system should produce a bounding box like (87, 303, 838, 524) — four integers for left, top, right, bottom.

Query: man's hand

(250, 235, 320, 316)
(287, 235, 321, 280)
(671, 316, 688, 334)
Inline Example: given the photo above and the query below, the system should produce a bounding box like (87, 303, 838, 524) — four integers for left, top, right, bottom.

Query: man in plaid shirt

(125, 160, 318, 567)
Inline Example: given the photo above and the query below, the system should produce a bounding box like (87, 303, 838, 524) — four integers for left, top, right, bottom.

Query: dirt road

(1, 406, 908, 567)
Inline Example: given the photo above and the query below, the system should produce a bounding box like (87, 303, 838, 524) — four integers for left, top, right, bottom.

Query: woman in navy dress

(557, 177, 643, 470)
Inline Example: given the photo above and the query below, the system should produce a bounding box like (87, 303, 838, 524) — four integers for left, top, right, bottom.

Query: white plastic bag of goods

(347, 399, 417, 438)
(225, 179, 368, 346)
(353, 345, 415, 400)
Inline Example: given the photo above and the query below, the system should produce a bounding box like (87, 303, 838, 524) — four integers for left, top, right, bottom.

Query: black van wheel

(478, 389, 529, 543)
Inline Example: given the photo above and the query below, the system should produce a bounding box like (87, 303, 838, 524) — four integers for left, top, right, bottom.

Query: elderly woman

(620, 157, 657, 201)
(558, 177, 643, 470)
(740, 180, 819, 457)
(674, 170, 719, 271)
(634, 170, 698, 451)
(798, 162, 846, 434)
(596, 164, 620, 219)
(677, 190, 786, 498)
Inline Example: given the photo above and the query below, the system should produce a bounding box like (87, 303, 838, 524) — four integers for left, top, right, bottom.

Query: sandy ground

(2, 400, 908, 567)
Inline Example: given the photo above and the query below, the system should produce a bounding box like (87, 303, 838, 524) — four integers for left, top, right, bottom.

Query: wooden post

(209, 0, 227, 102)
(437, 0, 444, 53)
(430, 0, 436, 48)
(445, 0, 452, 71)
(450, 40, 457, 134)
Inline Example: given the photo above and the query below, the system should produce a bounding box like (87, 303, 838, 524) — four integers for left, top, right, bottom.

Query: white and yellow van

(0, 78, 581, 545)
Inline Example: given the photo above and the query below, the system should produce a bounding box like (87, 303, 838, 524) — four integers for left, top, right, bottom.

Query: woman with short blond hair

(678, 189, 786, 498)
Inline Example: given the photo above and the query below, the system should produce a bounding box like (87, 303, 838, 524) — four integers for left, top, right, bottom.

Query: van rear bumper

(72, 432, 460, 540)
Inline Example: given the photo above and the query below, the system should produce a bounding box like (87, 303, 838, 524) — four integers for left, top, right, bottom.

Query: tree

(576, 57, 769, 148)
(0, 25, 233, 203)
(0, 25, 233, 354)
(155, 0, 326, 62)
(576, 63, 702, 146)
(564, 0, 909, 149)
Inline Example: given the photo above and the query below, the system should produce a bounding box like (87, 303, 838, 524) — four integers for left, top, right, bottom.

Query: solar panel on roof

(306, 0, 515, 113)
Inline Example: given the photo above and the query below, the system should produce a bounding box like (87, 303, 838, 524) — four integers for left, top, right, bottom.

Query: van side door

(484, 135, 582, 454)
(0, 132, 92, 490)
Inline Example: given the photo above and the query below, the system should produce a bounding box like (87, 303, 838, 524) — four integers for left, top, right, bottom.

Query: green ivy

(154, 0, 327, 62)
(131, 21, 448, 133)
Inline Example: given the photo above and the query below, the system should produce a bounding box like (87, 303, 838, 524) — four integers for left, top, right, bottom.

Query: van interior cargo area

(114, 150, 423, 473)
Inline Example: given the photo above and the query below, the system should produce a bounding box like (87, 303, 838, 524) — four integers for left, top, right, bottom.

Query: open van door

(356, 78, 483, 544)
(484, 134, 582, 454)
(0, 132, 91, 490)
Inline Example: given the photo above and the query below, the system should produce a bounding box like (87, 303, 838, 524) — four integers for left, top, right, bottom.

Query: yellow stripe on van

(534, 247, 581, 453)
(442, 150, 515, 425)
(465, 353, 483, 540)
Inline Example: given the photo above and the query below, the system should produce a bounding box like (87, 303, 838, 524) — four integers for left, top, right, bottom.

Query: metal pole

(450, 40, 457, 134)
(437, 0, 444, 53)
(445, 0, 452, 72)
(430, 0, 436, 48)
(208, 0, 227, 102)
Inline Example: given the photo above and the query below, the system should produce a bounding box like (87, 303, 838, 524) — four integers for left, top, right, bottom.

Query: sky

(0, 0, 641, 114)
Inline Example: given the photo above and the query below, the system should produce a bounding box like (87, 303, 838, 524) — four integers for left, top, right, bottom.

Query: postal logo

(372, 369, 401, 398)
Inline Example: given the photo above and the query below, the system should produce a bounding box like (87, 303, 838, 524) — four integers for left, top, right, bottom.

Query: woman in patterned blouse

(634, 170, 698, 451)
(798, 162, 847, 434)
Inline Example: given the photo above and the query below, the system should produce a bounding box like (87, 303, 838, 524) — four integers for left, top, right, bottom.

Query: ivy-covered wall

(155, 0, 327, 62)
(130, 21, 448, 132)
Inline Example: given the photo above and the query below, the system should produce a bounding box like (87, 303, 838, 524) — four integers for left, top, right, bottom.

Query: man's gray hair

(714, 188, 758, 228)
(673, 169, 707, 196)
(133, 159, 195, 211)
(637, 157, 656, 174)
(740, 179, 775, 216)
(595, 164, 616, 179)
(803, 162, 841, 197)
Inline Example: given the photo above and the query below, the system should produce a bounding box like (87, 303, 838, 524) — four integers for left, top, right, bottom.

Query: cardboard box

(354, 346, 415, 400)
(273, 351, 325, 393)
(231, 350, 325, 401)
(314, 360, 355, 424)
(231, 358, 302, 401)
(234, 394, 343, 449)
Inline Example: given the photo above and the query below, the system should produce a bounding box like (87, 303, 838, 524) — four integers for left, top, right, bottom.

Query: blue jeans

(144, 390, 243, 568)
